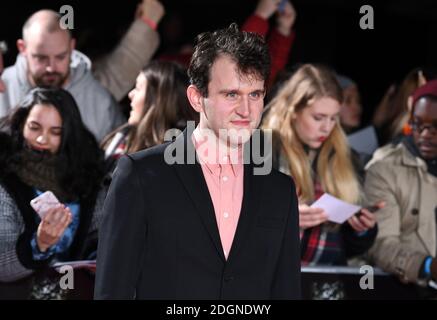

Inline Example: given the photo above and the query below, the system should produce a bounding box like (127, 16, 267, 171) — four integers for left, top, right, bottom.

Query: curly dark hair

(1, 88, 104, 198)
(188, 23, 271, 97)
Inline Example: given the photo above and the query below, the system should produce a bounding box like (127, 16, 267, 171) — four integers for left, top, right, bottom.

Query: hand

(276, 1, 297, 36)
(347, 201, 385, 233)
(255, 0, 281, 20)
(36, 205, 72, 252)
(299, 203, 329, 229)
(136, 0, 165, 25)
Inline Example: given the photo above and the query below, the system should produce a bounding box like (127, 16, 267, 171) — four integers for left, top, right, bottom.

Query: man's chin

(419, 149, 437, 160)
(33, 75, 67, 88)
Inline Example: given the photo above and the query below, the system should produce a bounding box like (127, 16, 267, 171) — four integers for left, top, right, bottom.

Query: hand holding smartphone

(30, 191, 61, 219)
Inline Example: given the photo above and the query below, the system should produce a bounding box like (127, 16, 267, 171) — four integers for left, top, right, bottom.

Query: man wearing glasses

(364, 79, 437, 297)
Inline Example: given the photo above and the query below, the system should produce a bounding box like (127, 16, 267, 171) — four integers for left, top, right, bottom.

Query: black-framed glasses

(409, 120, 437, 135)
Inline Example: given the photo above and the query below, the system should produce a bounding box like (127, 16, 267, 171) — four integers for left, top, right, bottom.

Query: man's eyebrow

(251, 89, 266, 94)
(31, 53, 47, 57)
(55, 51, 69, 57)
(219, 89, 238, 94)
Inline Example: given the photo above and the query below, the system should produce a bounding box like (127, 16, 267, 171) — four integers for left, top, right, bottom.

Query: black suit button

(224, 276, 234, 282)
(411, 208, 419, 215)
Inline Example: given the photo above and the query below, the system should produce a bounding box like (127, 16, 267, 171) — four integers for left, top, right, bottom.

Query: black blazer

(94, 130, 301, 299)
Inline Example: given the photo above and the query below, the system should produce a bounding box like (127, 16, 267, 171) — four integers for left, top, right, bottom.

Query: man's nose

(45, 59, 56, 73)
(236, 97, 250, 117)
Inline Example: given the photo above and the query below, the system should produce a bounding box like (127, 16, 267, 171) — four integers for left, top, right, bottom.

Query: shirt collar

(192, 127, 243, 177)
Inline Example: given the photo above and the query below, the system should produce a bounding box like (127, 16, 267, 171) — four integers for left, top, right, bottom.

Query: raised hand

(136, 0, 165, 26)
(36, 205, 72, 252)
(276, 1, 297, 36)
(255, 0, 281, 20)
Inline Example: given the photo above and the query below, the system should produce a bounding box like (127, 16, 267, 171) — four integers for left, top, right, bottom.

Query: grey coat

(0, 182, 106, 282)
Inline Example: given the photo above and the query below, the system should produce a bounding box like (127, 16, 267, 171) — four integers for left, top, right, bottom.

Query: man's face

(19, 30, 73, 88)
(194, 55, 265, 148)
(0, 53, 5, 93)
(412, 97, 437, 159)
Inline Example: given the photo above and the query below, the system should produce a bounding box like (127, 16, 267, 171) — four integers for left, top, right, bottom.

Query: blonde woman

(262, 64, 383, 266)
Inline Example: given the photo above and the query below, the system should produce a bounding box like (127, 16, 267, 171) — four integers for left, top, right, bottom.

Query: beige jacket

(365, 142, 437, 285)
(93, 19, 160, 101)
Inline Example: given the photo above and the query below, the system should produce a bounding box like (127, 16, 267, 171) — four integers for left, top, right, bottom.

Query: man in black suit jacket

(94, 23, 301, 299)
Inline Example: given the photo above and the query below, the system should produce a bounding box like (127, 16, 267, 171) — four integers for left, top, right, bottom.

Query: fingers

(299, 206, 329, 229)
(256, 0, 280, 19)
(347, 215, 367, 232)
(359, 214, 375, 229)
(348, 207, 377, 232)
(38, 206, 72, 249)
(375, 200, 386, 209)
(357, 209, 376, 229)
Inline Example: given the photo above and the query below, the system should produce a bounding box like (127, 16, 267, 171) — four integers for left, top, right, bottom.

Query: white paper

(310, 193, 361, 224)
(347, 125, 379, 155)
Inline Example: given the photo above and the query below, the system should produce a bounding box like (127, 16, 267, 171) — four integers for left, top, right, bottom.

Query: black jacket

(95, 129, 301, 299)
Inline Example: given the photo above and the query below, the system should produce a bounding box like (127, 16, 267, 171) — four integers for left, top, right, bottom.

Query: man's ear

(70, 37, 76, 51)
(16, 39, 26, 54)
(187, 85, 204, 113)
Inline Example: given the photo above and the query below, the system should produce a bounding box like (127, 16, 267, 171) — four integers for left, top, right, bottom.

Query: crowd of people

(0, 0, 436, 300)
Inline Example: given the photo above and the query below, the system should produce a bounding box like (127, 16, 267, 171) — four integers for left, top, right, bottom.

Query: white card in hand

(310, 193, 361, 224)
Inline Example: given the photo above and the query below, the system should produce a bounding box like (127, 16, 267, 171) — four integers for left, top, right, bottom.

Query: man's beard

(32, 71, 69, 88)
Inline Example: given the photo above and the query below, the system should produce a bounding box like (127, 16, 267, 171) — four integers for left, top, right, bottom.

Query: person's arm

(341, 220, 378, 258)
(365, 162, 427, 284)
(94, 155, 148, 299)
(93, 0, 164, 101)
(241, 0, 279, 36)
(268, 1, 296, 86)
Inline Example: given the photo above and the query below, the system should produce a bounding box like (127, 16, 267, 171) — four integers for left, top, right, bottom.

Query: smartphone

(357, 205, 380, 218)
(30, 191, 61, 219)
(366, 205, 380, 213)
(278, 0, 287, 13)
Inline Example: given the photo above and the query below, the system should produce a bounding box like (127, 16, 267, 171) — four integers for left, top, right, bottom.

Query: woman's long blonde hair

(262, 64, 360, 204)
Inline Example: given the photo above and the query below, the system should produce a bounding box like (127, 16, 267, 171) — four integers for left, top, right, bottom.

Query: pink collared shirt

(192, 128, 244, 260)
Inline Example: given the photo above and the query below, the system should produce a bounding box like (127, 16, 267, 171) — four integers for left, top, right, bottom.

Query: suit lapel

(227, 161, 264, 263)
(172, 130, 225, 261)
